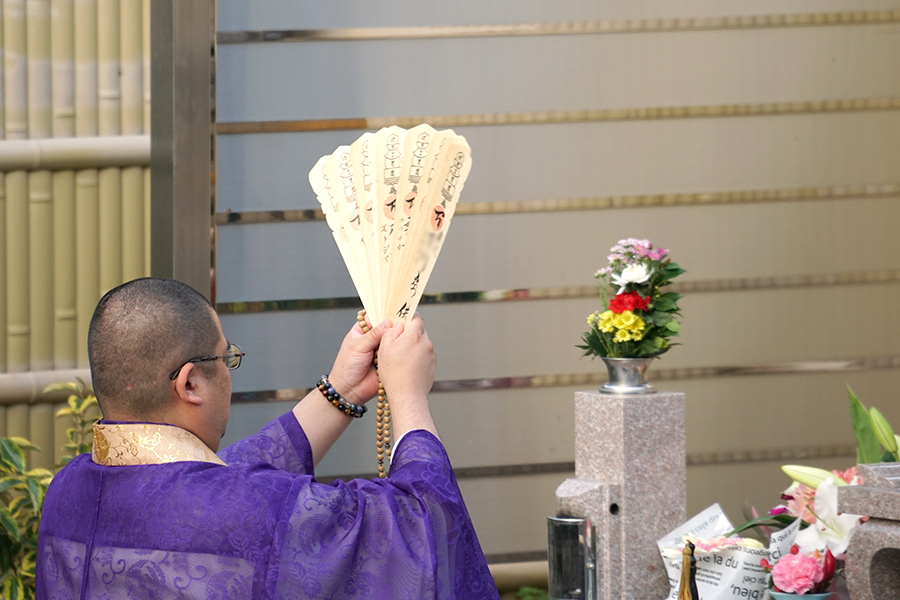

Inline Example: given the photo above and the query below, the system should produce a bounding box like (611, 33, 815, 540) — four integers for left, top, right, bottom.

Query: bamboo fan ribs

(309, 124, 472, 324)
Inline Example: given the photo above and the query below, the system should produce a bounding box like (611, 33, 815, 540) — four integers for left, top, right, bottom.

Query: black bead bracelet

(316, 375, 367, 419)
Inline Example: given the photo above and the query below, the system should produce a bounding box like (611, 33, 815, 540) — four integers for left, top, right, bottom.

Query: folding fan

(308, 124, 472, 475)
(309, 124, 472, 324)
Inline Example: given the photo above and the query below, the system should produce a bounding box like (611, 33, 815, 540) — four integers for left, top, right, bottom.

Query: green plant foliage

(49, 378, 100, 467)
(0, 378, 101, 598)
(516, 586, 549, 600)
(848, 387, 897, 465)
(0, 437, 51, 599)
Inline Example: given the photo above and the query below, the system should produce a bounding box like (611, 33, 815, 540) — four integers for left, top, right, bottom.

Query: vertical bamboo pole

(0, 2, 7, 373)
(74, 0, 99, 367)
(97, 0, 121, 293)
(5, 404, 29, 454)
(53, 400, 67, 467)
(52, 0, 77, 369)
(142, 0, 151, 275)
(4, 0, 31, 373)
(0, 2, 7, 376)
(0, 174, 5, 373)
(28, 404, 54, 470)
(28, 0, 55, 373)
(120, 0, 143, 280)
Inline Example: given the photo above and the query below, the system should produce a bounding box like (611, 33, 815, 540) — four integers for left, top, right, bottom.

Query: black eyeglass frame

(169, 344, 245, 380)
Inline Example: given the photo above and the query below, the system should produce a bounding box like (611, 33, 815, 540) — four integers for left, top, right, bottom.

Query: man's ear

(172, 362, 204, 407)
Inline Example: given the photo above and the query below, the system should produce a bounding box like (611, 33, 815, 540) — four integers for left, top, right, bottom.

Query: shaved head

(88, 278, 221, 419)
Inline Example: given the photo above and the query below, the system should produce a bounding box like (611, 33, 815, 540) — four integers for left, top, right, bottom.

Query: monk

(37, 277, 498, 599)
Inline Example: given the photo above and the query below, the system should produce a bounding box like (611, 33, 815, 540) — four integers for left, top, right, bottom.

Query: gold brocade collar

(92, 422, 226, 466)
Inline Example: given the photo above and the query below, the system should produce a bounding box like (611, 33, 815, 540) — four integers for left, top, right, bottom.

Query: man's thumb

(359, 319, 393, 351)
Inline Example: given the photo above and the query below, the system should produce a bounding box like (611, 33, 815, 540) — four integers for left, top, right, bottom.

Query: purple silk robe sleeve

(218, 412, 313, 474)
(269, 430, 499, 600)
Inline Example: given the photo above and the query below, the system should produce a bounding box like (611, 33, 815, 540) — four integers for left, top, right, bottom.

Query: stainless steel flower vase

(599, 357, 656, 394)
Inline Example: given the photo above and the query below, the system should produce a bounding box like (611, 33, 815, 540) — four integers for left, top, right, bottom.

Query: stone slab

(845, 518, 900, 600)
(839, 485, 900, 522)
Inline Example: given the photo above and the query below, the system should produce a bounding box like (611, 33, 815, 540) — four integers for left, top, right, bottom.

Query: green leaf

(726, 512, 801, 536)
(2, 575, 25, 600)
(0, 536, 13, 573)
(42, 382, 81, 395)
(18, 549, 36, 578)
(0, 477, 20, 494)
(8, 497, 29, 517)
(849, 387, 882, 464)
(660, 262, 686, 277)
(55, 407, 74, 418)
(664, 319, 680, 333)
(881, 450, 897, 463)
(0, 440, 26, 475)
(648, 311, 670, 326)
(0, 507, 20, 542)
(69, 395, 85, 413)
(23, 469, 52, 480)
(24, 479, 43, 514)
(6, 438, 38, 453)
(652, 296, 677, 312)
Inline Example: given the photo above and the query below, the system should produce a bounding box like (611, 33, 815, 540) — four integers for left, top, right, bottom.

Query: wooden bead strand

(358, 310, 391, 478)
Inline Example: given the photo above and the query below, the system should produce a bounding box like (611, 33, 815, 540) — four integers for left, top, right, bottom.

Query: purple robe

(37, 412, 499, 599)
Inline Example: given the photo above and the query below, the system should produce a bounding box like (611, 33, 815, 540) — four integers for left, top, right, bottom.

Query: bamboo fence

(0, 0, 151, 467)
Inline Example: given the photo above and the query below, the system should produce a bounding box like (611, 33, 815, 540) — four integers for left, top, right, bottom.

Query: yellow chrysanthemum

(598, 310, 616, 333)
(614, 311, 636, 329)
(613, 329, 632, 343)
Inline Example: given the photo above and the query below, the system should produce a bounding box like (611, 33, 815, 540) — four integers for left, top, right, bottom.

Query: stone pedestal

(555, 390, 686, 599)
(839, 463, 900, 600)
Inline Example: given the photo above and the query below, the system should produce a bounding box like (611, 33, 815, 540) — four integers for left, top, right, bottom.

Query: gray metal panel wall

(215, 0, 900, 560)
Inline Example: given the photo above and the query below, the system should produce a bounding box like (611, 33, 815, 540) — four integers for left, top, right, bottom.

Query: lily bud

(781, 465, 848, 488)
(869, 407, 899, 454)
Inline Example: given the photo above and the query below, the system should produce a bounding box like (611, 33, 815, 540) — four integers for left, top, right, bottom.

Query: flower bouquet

(578, 238, 685, 359)
(727, 389, 900, 597)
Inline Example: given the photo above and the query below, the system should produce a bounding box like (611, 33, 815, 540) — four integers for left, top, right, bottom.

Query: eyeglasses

(169, 344, 245, 380)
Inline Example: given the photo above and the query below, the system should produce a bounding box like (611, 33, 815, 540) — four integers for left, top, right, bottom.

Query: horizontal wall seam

(0, 135, 150, 171)
(217, 183, 900, 225)
(216, 97, 900, 135)
(7, 356, 898, 406)
(216, 269, 900, 315)
(217, 10, 900, 44)
(318, 442, 857, 482)
(229, 355, 900, 405)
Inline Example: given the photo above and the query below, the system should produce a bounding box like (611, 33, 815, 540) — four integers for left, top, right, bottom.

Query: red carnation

(608, 292, 651, 313)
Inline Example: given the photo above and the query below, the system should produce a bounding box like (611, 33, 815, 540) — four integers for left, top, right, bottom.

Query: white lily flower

(611, 264, 651, 293)
(793, 478, 862, 556)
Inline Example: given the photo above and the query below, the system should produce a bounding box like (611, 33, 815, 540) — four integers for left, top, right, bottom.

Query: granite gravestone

(554, 390, 686, 599)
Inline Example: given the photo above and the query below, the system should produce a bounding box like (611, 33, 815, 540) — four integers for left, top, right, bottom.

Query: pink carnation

(772, 552, 824, 594)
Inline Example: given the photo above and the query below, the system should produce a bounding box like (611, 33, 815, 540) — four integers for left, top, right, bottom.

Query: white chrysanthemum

(611, 263, 651, 293)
